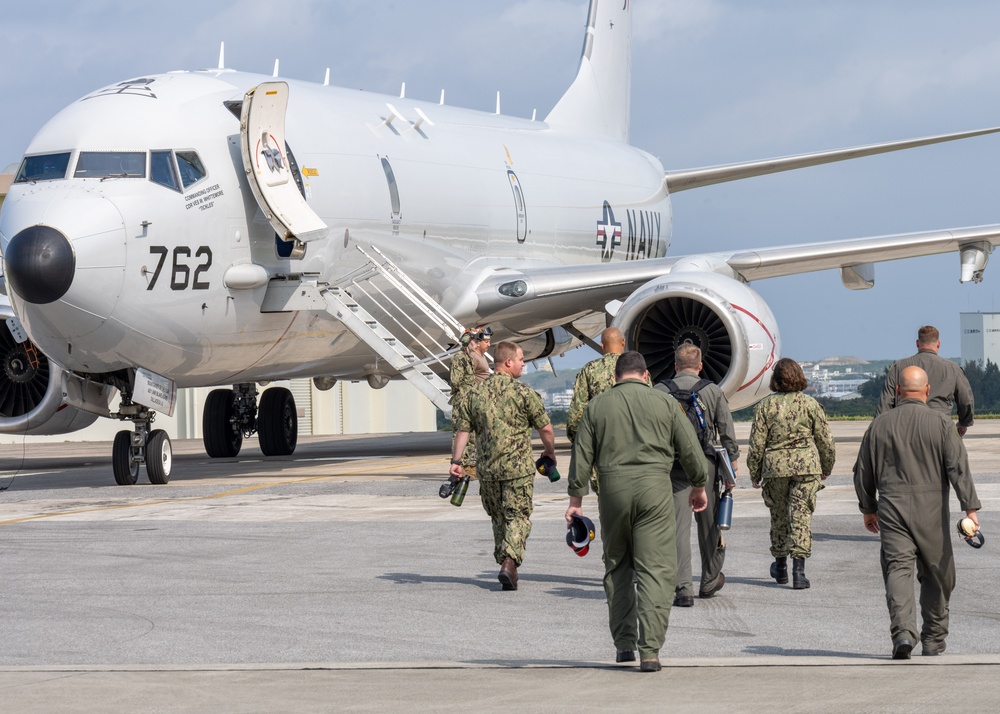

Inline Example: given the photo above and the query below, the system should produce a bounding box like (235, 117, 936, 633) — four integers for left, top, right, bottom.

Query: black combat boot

(792, 557, 810, 590)
(770, 556, 788, 584)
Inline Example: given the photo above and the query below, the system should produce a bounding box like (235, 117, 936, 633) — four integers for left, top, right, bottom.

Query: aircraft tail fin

(544, 0, 631, 142)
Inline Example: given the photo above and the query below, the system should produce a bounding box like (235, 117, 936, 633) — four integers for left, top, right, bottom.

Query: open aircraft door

(240, 81, 329, 247)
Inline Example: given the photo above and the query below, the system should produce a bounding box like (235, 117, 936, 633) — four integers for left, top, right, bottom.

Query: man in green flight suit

(876, 325, 974, 435)
(451, 341, 556, 591)
(566, 351, 709, 672)
(855, 365, 981, 660)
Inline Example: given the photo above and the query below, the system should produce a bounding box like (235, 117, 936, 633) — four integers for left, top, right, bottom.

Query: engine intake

(612, 271, 780, 410)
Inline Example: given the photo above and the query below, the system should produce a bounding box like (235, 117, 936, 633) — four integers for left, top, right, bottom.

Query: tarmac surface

(1, 421, 999, 712)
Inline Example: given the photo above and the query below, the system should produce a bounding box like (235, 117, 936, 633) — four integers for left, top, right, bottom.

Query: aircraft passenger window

(14, 152, 71, 183)
(175, 151, 206, 188)
(150, 150, 180, 192)
(74, 152, 146, 178)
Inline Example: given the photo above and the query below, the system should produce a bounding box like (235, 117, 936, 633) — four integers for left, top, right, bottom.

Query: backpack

(663, 378, 717, 464)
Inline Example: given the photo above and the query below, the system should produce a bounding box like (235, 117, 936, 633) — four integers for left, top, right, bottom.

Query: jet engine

(0, 311, 100, 435)
(612, 271, 780, 411)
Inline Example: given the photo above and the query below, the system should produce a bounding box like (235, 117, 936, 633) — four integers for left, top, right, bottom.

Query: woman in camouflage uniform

(748, 358, 836, 590)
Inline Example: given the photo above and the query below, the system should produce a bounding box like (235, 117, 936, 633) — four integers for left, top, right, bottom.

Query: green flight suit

(748, 391, 836, 559)
(875, 349, 974, 428)
(854, 398, 981, 651)
(454, 373, 550, 566)
(655, 373, 739, 598)
(569, 378, 709, 660)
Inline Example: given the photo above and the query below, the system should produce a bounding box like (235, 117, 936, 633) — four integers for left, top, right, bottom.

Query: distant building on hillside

(961, 312, 1000, 367)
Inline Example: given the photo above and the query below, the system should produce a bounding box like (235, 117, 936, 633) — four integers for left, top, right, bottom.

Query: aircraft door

(239, 81, 329, 247)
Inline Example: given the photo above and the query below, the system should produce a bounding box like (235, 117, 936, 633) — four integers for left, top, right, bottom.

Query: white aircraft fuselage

(2, 69, 670, 387)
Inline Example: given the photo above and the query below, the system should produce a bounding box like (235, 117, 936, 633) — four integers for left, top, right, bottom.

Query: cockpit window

(175, 151, 206, 188)
(150, 150, 180, 192)
(74, 151, 146, 179)
(14, 152, 71, 183)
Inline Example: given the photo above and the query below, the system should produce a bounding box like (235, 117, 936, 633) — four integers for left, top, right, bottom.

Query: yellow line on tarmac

(0, 457, 445, 526)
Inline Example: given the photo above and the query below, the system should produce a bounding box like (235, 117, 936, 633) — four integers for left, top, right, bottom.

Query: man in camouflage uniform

(876, 325, 974, 436)
(567, 351, 709, 672)
(855, 365, 981, 660)
(655, 343, 739, 606)
(449, 328, 492, 477)
(748, 358, 836, 589)
(451, 341, 555, 591)
(567, 327, 625, 494)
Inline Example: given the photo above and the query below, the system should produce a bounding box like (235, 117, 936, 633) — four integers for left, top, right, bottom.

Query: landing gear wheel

(258, 387, 297, 456)
(203, 388, 243, 458)
(112, 430, 139, 485)
(146, 429, 172, 484)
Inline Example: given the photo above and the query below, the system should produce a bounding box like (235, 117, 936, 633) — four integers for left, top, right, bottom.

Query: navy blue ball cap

(567, 514, 596, 556)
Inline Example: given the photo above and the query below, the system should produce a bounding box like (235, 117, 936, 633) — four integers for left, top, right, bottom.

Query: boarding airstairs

(321, 246, 467, 416)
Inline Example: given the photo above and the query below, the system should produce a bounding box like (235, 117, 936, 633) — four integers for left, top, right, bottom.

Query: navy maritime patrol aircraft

(2, 0, 1000, 484)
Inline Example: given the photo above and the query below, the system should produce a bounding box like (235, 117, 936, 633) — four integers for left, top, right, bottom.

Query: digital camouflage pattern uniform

(569, 378, 709, 660)
(748, 391, 836, 559)
(567, 353, 620, 442)
(568, 353, 649, 494)
(449, 348, 490, 468)
(876, 349, 974, 427)
(454, 372, 550, 566)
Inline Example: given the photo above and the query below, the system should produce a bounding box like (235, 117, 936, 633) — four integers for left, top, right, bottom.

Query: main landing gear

(202, 383, 298, 459)
(110, 393, 172, 485)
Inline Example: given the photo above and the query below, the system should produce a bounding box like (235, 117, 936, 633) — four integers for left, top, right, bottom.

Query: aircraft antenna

(323, 68, 330, 86)
(531, 109, 537, 121)
(400, 82, 406, 99)
(272, 59, 279, 77)
(439, 90, 445, 105)
(217, 42, 225, 70)
(495, 92, 501, 115)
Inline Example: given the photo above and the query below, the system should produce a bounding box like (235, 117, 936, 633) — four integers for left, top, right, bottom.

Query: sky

(4, 1, 1000, 362)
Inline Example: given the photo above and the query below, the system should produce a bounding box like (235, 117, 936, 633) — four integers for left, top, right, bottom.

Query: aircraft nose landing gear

(111, 395, 171, 485)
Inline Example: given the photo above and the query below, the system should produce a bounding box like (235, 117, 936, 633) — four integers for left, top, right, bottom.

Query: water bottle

(717, 491, 733, 530)
(450, 476, 470, 507)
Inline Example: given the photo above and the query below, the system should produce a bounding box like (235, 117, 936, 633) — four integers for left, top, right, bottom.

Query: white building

(960, 312, 1000, 367)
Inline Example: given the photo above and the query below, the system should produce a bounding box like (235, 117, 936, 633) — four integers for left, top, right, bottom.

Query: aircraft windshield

(150, 150, 179, 191)
(176, 151, 206, 188)
(14, 152, 71, 183)
(74, 152, 146, 179)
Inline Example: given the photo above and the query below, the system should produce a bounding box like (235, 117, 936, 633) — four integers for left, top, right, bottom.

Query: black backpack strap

(662, 379, 680, 395)
(690, 378, 712, 393)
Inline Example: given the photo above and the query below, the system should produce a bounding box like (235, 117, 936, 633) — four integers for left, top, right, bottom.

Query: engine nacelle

(612, 271, 780, 411)
(0, 312, 100, 435)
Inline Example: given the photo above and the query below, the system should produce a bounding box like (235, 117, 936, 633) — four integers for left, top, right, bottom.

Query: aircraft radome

(2, 0, 1000, 484)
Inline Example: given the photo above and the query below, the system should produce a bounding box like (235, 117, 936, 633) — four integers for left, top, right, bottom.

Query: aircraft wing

(664, 126, 1000, 192)
(722, 224, 1000, 286)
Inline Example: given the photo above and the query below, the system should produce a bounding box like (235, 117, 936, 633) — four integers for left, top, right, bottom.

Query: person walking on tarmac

(876, 325, 974, 436)
(748, 358, 836, 590)
(449, 327, 492, 477)
(656, 343, 739, 606)
(450, 341, 555, 591)
(567, 327, 626, 442)
(855, 365, 981, 660)
(566, 351, 709, 672)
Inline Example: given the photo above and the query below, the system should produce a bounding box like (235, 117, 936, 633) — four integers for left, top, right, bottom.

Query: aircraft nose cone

(4, 225, 76, 304)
